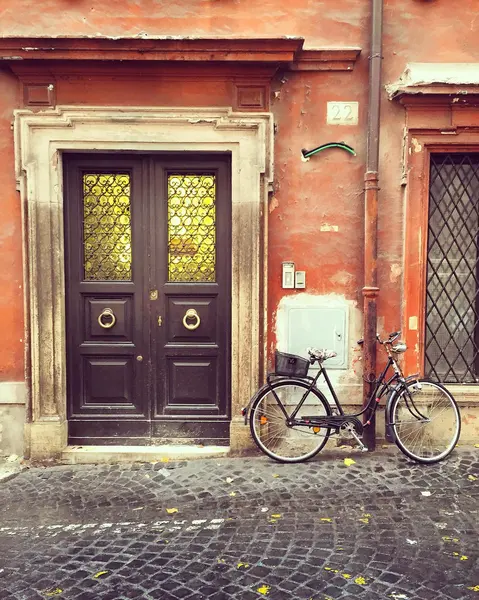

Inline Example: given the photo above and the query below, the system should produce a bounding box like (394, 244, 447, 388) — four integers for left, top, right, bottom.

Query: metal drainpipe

(362, 0, 383, 451)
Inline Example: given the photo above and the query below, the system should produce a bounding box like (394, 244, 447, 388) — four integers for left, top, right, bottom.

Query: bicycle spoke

(392, 381, 460, 463)
(250, 381, 331, 462)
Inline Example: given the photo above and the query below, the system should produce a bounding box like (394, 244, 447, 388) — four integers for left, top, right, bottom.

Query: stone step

(61, 445, 230, 465)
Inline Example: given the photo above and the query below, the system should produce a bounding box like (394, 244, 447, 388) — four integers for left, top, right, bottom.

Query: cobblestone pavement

(0, 449, 478, 600)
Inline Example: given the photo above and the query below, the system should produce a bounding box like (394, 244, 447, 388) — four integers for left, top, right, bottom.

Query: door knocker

(98, 307, 116, 329)
(183, 308, 201, 331)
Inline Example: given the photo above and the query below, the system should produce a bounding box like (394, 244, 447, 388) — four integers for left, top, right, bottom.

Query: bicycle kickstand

(345, 424, 368, 452)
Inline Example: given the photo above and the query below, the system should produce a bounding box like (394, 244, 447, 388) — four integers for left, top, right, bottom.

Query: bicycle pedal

(349, 428, 368, 452)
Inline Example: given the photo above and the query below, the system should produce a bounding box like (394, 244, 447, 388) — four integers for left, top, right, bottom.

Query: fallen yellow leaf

(442, 536, 459, 542)
(320, 517, 332, 522)
(237, 562, 249, 569)
(460, 555, 469, 561)
(92, 570, 109, 579)
(257, 584, 271, 595)
(359, 517, 369, 524)
(229, 491, 237, 497)
(271, 513, 282, 518)
(355, 576, 368, 585)
(344, 458, 356, 467)
(474, 444, 479, 448)
(342, 573, 351, 579)
(467, 584, 479, 591)
(217, 558, 226, 564)
(324, 567, 339, 573)
(166, 508, 178, 514)
(468, 474, 477, 481)
(42, 589, 63, 597)
(272, 474, 280, 478)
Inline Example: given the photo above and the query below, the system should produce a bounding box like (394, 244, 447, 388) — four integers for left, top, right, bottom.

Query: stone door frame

(14, 106, 273, 459)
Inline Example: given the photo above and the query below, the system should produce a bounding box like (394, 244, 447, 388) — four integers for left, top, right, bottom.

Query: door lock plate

(149, 290, 158, 301)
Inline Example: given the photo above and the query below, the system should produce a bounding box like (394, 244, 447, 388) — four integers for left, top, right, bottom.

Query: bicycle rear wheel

(389, 380, 461, 463)
(249, 379, 331, 463)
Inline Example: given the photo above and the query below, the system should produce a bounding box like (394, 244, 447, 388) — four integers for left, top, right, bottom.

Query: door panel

(82, 356, 134, 406)
(64, 153, 231, 445)
(166, 357, 217, 406)
(152, 159, 231, 441)
(86, 297, 133, 341)
(166, 297, 217, 343)
(65, 157, 149, 443)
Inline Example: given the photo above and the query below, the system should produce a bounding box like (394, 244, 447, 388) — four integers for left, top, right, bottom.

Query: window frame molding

(403, 130, 479, 377)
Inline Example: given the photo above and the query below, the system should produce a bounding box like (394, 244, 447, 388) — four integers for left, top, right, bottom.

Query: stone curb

(0, 456, 26, 483)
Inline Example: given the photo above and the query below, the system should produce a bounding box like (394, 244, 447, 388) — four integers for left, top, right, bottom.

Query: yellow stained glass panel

(82, 173, 132, 281)
(168, 174, 216, 282)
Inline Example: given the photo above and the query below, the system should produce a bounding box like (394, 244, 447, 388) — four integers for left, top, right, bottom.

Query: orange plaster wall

(377, 0, 479, 354)
(269, 66, 367, 309)
(0, 69, 23, 380)
(55, 72, 234, 107)
(0, 0, 367, 47)
(0, 0, 479, 381)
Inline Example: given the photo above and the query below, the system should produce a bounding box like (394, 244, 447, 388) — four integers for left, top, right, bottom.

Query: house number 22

(327, 102, 359, 125)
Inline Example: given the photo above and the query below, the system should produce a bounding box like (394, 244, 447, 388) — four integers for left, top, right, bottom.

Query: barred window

(425, 153, 479, 382)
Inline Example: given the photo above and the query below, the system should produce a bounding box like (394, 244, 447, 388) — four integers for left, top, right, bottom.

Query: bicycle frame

(267, 342, 424, 429)
(242, 332, 427, 432)
(277, 355, 400, 426)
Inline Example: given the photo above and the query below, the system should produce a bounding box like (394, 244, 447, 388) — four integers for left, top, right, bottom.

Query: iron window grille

(425, 153, 479, 383)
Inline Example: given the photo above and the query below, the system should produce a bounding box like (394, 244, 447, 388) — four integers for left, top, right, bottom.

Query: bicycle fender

(385, 375, 421, 412)
(384, 375, 421, 442)
(241, 382, 271, 425)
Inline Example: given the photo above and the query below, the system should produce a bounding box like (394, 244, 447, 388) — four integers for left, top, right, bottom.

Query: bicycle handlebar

(377, 331, 401, 344)
(357, 331, 401, 346)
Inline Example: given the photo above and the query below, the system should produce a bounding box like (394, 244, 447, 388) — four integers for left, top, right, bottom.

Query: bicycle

(243, 331, 461, 464)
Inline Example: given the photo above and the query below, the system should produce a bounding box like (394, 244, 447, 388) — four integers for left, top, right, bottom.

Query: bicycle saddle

(307, 348, 337, 362)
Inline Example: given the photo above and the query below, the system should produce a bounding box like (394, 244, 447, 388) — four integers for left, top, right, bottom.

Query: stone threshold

(61, 445, 230, 464)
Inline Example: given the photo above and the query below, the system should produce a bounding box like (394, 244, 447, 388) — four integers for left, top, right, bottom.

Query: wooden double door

(64, 153, 231, 445)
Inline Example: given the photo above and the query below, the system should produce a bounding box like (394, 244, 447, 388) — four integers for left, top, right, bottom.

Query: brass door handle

(98, 307, 116, 329)
(183, 308, 201, 331)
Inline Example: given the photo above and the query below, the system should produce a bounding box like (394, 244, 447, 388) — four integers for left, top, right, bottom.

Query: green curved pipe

(302, 142, 357, 158)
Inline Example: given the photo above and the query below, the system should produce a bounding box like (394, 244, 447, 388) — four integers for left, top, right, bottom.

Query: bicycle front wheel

(389, 380, 461, 464)
(250, 379, 331, 463)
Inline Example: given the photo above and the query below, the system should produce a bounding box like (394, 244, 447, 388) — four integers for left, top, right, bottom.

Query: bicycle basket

(274, 350, 310, 377)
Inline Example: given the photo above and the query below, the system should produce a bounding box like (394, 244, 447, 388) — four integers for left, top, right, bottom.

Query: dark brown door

(64, 153, 231, 445)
